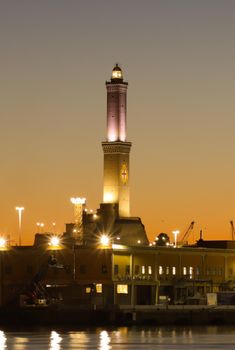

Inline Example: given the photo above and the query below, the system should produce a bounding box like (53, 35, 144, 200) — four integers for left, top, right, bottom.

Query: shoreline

(1, 305, 235, 327)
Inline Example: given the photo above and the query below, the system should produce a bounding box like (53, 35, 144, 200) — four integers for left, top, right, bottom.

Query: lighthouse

(102, 64, 132, 217)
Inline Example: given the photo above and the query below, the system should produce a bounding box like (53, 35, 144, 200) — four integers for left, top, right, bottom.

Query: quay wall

(1, 306, 235, 326)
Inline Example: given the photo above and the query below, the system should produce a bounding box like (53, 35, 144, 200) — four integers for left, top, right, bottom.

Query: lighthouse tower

(102, 64, 132, 217)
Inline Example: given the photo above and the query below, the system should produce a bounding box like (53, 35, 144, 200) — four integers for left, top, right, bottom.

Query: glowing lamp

(49, 236, 60, 247)
(112, 64, 123, 79)
(100, 234, 110, 246)
(172, 230, 180, 247)
(0, 238, 6, 249)
(70, 197, 86, 205)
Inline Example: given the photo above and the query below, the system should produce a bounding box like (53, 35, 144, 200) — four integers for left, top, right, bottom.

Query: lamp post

(172, 230, 180, 248)
(16, 207, 24, 246)
(52, 222, 56, 234)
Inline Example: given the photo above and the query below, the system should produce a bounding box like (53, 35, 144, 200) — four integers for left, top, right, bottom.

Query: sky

(1, 0, 235, 245)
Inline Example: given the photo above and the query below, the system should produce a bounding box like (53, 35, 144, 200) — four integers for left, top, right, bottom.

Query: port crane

(20, 255, 66, 307)
(178, 221, 195, 246)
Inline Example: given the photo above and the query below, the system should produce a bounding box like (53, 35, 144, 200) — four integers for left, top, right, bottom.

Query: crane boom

(179, 221, 195, 244)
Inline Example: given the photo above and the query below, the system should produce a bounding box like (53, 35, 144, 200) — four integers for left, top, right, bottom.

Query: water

(1, 326, 235, 349)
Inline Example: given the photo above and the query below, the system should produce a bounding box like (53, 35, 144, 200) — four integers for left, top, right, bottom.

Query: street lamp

(48, 235, 61, 249)
(0, 238, 7, 250)
(172, 230, 180, 248)
(15, 207, 24, 246)
(100, 234, 110, 247)
(52, 222, 56, 234)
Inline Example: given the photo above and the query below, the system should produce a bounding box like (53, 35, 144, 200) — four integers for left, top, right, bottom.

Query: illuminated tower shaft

(102, 65, 131, 217)
(70, 197, 86, 244)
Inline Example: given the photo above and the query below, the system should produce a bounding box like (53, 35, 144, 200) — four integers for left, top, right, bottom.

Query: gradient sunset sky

(1, 0, 235, 245)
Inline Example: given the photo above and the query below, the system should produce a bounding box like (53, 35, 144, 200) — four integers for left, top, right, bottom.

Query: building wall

(2, 244, 235, 307)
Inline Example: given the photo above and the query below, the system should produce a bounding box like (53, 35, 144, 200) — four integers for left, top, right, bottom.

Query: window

(102, 264, 107, 274)
(183, 267, 187, 275)
(125, 265, 130, 275)
(85, 287, 91, 294)
(117, 284, 128, 294)
(159, 266, 163, 275)
(141, 265, 145, 274)
(172, 266, 176, 275)
(79, 265, 86, 274)
(114, 264, 119, 275)
(148, 266, 152, 275)
(189, 267, 193, 279)
(135, 265, 140, 274)
(166, 267, 169, 275)
(195, 266, 200, 276)
(96, 284, 102, 293)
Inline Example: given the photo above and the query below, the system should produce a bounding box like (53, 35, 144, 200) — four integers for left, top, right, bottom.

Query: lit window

(166, 267, 169, 275)
(189, 267, 193, 279)
(86, 287, 91, 294)
(117, 284, 128, 294)
(159, 266, 163, 275)
(183, 267, 187, 275)
(141, 266, 145, 274)
(172, 266, 176, 275)
(96, 284, 102, 293)
(148, 266, 152, 275)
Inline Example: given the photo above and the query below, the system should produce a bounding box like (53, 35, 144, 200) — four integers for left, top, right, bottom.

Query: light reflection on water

(1, 326, 235, 349)
(50, 331, 62, 350)
(0, 331, 6, 349)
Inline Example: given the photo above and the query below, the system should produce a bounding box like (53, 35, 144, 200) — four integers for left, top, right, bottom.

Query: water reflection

(69, 331, 89, 346)
(0, 331, 6, 349)
(99, 330, 111, 350)
(50, 331, 62, 350)
(2, 326, 235, 349)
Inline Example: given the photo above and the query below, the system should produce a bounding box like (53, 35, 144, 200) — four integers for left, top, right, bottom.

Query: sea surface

(0, 326, 235, 349)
